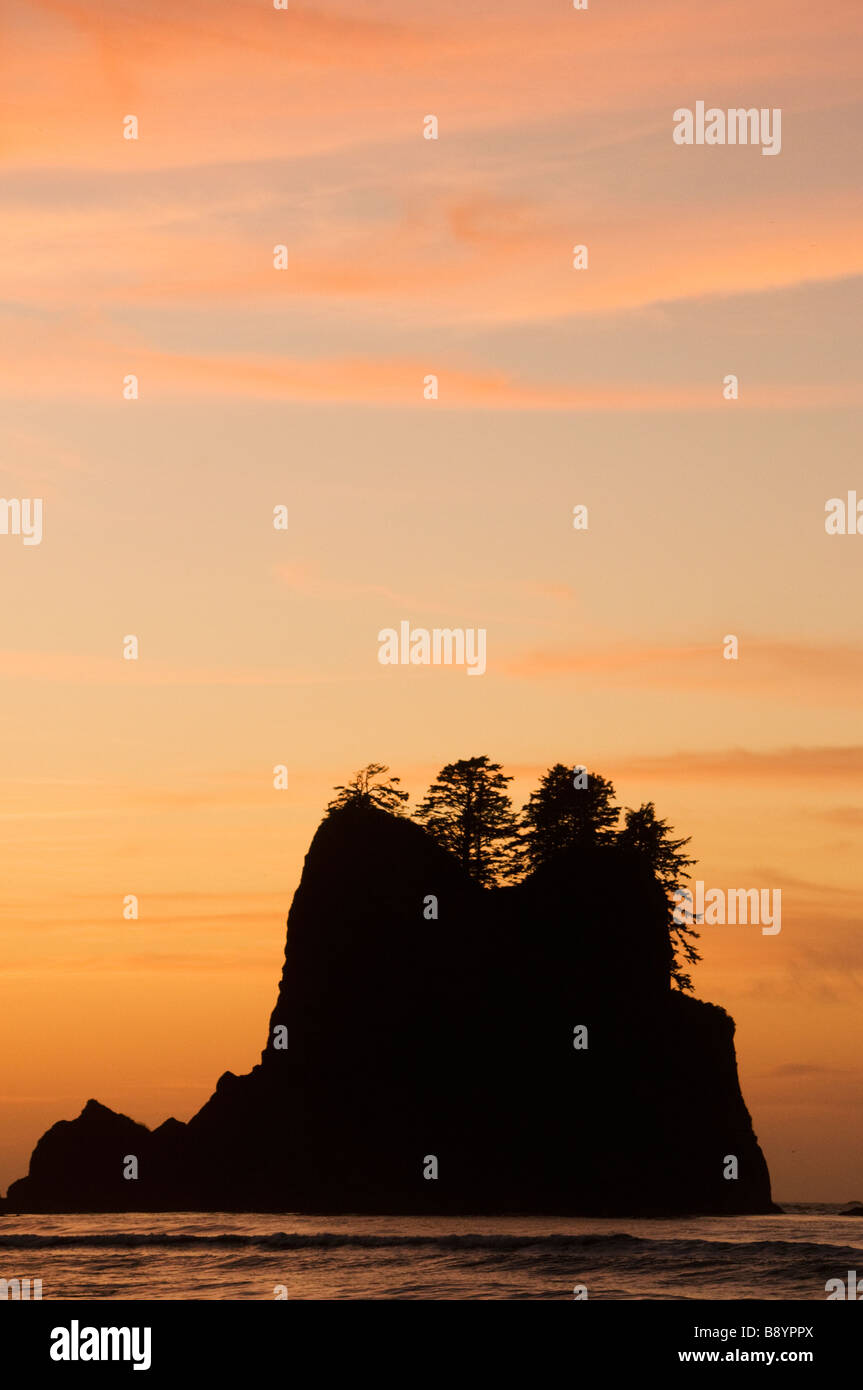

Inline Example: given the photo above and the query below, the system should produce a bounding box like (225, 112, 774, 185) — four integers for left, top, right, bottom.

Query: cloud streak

(1, 326, 860, 408)
(505, 639, 863, 706)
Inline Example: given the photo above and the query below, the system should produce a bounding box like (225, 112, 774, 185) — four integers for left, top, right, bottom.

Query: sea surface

(1, 1206, 861, 1300)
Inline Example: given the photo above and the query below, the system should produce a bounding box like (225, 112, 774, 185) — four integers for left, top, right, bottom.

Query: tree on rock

(415, 755, 518, 886)
(326, 763, 410, 815)
(520, 763, 619, 871)
(617, 801, 700, 991)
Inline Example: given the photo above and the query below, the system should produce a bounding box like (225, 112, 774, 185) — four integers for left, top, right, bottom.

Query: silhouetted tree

(326, 763, 409, 815)
(617, 801, 700, 991)
(415, 756, 518, 886)
(520, 763, 619, 870)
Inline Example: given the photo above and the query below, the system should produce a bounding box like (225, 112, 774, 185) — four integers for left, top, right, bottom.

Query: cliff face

(3, 805, 776, 1214)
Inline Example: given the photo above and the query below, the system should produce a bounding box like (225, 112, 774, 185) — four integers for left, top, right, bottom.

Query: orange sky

(1, 0, 862, 1203)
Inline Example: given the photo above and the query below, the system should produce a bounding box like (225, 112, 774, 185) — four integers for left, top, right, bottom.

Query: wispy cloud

(8, 0, 860, 169)
(2, 327, 860, 409)
(603, 746, 863, 783)
(0, 648, 360, 686)
(505, 640, 863, 706)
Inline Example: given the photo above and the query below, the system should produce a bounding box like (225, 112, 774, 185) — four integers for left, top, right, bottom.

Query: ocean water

(1, 1206, 861, 1300)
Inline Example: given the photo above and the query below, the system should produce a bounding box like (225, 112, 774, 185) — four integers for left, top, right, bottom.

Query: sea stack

(4, 804, 777, 1215)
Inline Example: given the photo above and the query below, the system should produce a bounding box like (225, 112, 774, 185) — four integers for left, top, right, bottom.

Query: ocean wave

(0, 1231, 860, 1259)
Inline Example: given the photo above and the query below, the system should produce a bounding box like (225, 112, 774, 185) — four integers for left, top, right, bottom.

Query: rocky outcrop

(3, 805, 777, 1214)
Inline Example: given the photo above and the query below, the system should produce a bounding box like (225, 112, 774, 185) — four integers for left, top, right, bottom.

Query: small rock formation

(3, 805, 778, 1214)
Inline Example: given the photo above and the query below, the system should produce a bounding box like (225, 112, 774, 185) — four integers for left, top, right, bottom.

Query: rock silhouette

(2, 805, 777, 1214)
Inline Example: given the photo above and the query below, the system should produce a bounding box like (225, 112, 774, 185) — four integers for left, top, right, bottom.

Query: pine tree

(617, 801, 700, 990)
(326, 763, 409, 815)
(520, 763, 619, 871)
(415, 755, 518, 886)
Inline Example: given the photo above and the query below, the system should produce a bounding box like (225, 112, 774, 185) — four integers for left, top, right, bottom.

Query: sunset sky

(1, 0, 862, 1202)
